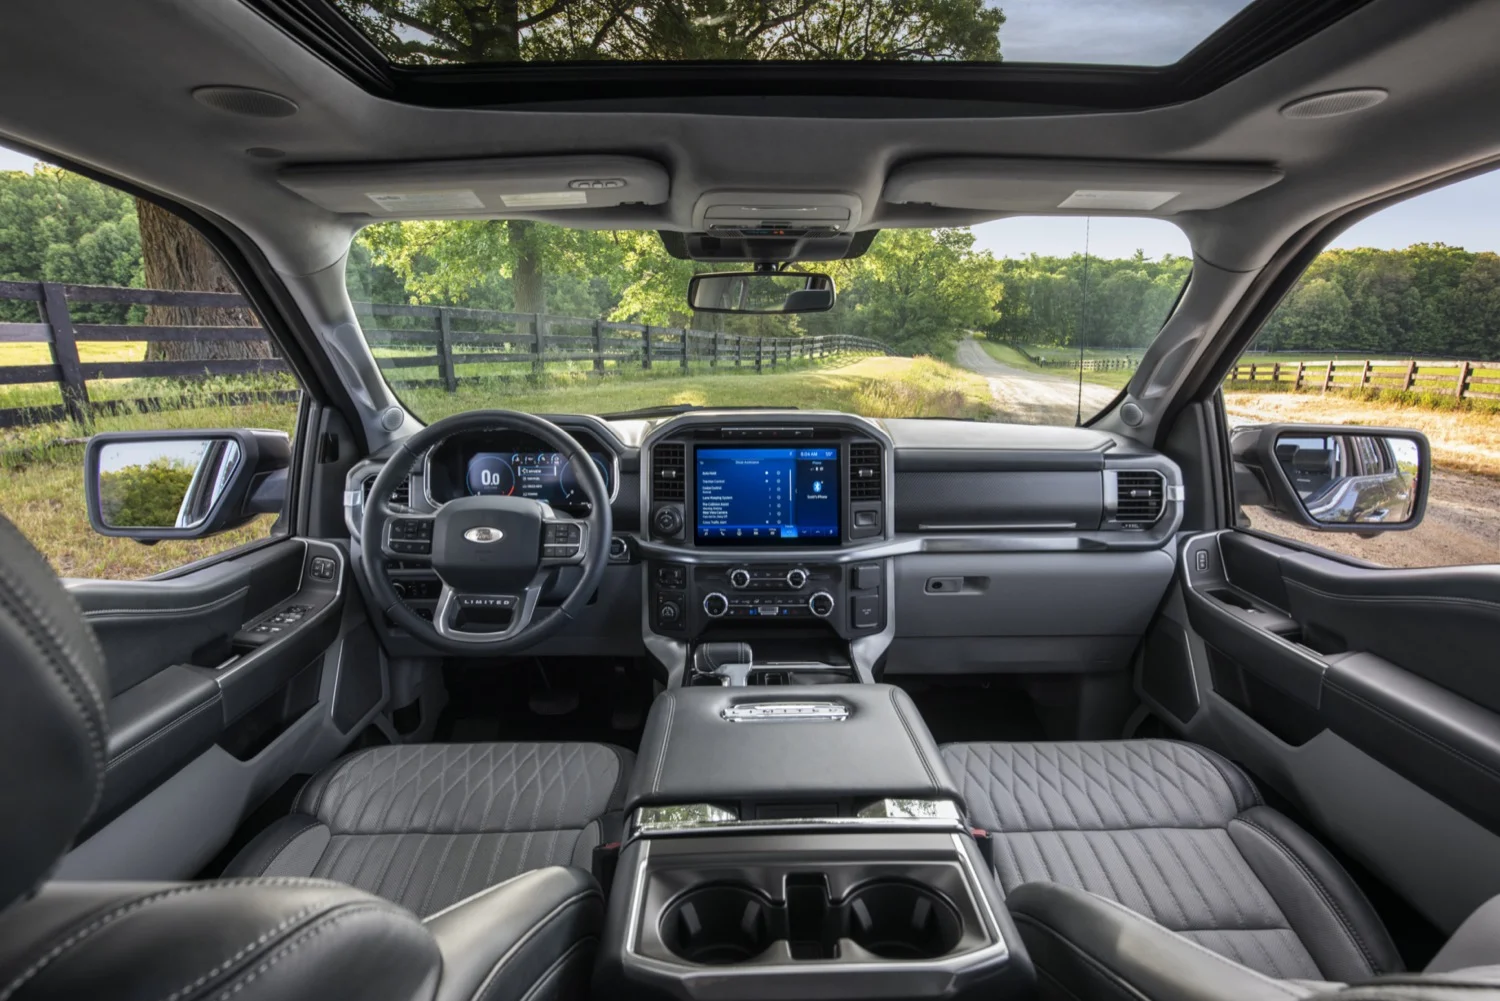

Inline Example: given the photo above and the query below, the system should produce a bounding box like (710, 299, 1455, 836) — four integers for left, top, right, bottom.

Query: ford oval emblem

(463, 527, 504, 544)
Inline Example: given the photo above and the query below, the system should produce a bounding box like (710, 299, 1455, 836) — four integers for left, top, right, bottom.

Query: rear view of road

(955, 337, 1118, 425)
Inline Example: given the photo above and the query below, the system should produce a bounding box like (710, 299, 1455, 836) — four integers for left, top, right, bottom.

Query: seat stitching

(155, 902, 326, 1001)
(255, 820, 325, 877)
(205, 904, 394, 1001)
(0, 880, 340, 1001)
(1009, 911, 1166, 1001)
(514, 937, 596, 1001)
(107, 695, 223, 770)
(1171, 740, 1262, 810)
(1234, 816, 1382, 975)
(1182, 830, 1254, 929)
(1090, 832, 1153, 914)
(1123, 828, 1193, 928)
(465, 890, 605, 1001)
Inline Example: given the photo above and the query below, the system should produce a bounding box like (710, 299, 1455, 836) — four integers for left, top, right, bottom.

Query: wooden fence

(0, 280, 889, 428)
(1225, 357, 1500, 401)
(1012, 346, 1140, 372)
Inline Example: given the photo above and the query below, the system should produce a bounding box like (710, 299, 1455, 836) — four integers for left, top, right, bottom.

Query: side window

(1228, 171, 1500, 568)
(0, 150, 302, 579)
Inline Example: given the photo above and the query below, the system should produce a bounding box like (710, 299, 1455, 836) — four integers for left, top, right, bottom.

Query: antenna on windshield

(1075, 216, 1092, 427)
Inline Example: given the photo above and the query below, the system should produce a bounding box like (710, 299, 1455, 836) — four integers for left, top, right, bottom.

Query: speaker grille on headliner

(1280, 88, 1387, 120)
(192, 86, 299, 119)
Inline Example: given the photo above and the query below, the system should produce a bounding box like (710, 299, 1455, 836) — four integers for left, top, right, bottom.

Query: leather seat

(0, 514, 601, 1001)
(223, 742, 633, 916)
(940, 739, 1401, 981)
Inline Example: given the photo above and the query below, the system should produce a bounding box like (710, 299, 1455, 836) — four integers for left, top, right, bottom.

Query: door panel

(1175, 529, 1500, 834)
(64, 539, 350, 833)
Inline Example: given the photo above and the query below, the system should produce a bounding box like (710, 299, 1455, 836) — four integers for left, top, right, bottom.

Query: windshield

(343, 218, 1191, 425)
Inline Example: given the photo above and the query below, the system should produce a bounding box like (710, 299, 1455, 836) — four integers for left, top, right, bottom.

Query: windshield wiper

(596, 404, 797, 420)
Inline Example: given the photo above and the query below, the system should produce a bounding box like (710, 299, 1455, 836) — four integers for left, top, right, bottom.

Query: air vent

(653, 442, 686, 502)
(1115, 471, 1165, 525)
(363, 474, 411, 508)
(849, 441, 883, 501)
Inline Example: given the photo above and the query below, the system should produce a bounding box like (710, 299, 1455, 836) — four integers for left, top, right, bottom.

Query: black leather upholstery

(628, 684, 961, 811)
(0, 515, 109, 911)
(0, 512, 604, 1001)
(1009, 882, 1500, 1001)
(942, 740, 1401, 981)
(223, 742, 634, 917)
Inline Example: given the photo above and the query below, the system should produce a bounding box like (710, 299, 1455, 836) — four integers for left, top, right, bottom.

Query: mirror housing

(1231, 423, 1430, 532)
(688, 270, 836, 314)
(85, 429, 291, 541)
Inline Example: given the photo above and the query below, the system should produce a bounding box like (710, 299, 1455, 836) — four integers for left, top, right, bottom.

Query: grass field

(0, 354, 992, 579)
(976, 341, 1137, 390)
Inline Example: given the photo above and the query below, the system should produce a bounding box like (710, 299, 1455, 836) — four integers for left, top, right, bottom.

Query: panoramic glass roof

(330, 0, 1260, 68)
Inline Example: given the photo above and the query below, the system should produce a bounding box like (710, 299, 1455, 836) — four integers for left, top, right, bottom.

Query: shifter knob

(692, 641, 753, 687)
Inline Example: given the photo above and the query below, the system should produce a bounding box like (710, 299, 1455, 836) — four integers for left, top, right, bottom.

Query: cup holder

(660, 884, 778, 965)
(845, 881, 963, 960)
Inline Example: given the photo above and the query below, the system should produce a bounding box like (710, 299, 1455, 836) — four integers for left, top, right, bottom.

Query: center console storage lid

(627, 684, 962, 813)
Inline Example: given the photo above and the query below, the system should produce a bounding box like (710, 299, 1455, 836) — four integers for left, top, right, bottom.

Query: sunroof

(330, 0, 1259, 68)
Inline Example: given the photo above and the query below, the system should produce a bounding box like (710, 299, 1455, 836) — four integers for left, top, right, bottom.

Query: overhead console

(662, 190, 876, 263)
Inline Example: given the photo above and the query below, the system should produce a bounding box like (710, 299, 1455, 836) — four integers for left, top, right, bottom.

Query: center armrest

(625, 684, 962, 813)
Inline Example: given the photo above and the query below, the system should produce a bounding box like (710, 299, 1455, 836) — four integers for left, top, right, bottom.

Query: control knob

(785, 568, 809, 589)
(652, 506, 683, 537)
(728, 568, 752, 589)
(808, 591, 835, 618)
(703, 592, 730, 618)
(392, 580, 409, 600)
(658, 600, 682, 624)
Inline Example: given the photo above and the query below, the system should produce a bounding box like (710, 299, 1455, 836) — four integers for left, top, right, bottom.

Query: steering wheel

(361, 410, 612, 655)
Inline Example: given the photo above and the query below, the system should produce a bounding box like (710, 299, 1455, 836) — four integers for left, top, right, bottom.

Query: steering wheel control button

(729, 568, 752, 589)
(390, 540, 431, 555)
(392, 519, 433, 540)
(808, 591, 835, 617)
(785, 568, 809, 589)
(703, 592, 730, 618)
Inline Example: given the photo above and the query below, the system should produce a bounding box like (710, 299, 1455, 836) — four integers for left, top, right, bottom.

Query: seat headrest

(0, 515, 108, 910)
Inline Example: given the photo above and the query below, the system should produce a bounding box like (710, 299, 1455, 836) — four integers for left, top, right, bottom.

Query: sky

(7, 142, 1500, 259)
(987, 0, 1254, 66)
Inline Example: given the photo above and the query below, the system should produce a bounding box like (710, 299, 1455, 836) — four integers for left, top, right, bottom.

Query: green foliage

(988, 251, 1192, 351)
(336, 0, 1004, 64)
(0, 166, 143, 323)
(97, 457, 194, 528)
(1254, 244, 1500, 359)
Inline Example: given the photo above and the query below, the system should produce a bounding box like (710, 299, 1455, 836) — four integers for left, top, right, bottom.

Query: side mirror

(687, 271, 836, 314)
(85, 429, 291, 541)
(1231, 423, 1429, 532)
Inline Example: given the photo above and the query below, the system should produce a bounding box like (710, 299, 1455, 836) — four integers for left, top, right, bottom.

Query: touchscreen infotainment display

(695, 446, 840, 545)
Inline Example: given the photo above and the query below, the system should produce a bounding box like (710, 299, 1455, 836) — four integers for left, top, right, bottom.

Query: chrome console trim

(629, 799, 964, 840)
(720, 701, 850, 722)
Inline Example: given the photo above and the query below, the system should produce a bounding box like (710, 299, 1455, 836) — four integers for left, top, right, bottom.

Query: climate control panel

(650, 561, 884, 639)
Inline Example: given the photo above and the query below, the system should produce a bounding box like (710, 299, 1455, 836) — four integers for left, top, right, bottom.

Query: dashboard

(344, 411, 1186, 685)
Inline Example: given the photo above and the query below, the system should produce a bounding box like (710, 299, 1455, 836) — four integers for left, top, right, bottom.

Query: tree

(136, 199, 269, 361)
(337, 0, 1004, 64)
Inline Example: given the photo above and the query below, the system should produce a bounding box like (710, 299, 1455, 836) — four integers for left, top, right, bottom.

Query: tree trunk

(137, 198, 269, 361)
(507, 220, 545, 315)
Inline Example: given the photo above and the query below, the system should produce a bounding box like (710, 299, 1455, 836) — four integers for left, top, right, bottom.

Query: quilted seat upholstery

(940, 740, 1402, 982)
(225, 742, 633, 917)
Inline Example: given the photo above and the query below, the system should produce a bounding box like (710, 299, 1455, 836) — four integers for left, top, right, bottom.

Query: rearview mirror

(85, 429, 291, 541)
(687, 271, 836, 314)
(1231, 423, 1429, 532)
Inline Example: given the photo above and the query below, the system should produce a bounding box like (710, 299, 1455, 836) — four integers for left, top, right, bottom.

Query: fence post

(1271, 362, 1280, 385)
(643, 326, 653, 370)
(711, 333, 720, 368)
(1294, 362, 1305, 390)
(1360, 359, 1372, 388)
(1403, 359, 1417, 391)
(1456, 360, 1472, 400)
(40, 282, 90, 425)
(755, 338, 764, 373)
(437, 307, 457, 393)
(1322, 361, 1335, 392)
(592, 319, 605, 374)
(770, 340, 778, 369)
(680, 329, 690, 371)
(735, 336, 742, 368)
(531, 314, 545, 375)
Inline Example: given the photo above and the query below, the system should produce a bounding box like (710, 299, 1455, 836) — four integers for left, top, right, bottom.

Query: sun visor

(884, 158, 1282, 215)
(278, 156, 669, 217)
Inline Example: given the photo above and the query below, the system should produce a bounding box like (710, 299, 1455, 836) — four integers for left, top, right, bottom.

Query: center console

(596, 684, 1034, 1000)
(640, 416, 894, 685)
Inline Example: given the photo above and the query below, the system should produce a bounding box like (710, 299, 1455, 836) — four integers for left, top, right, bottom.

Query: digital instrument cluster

(424, 429, 613, 514)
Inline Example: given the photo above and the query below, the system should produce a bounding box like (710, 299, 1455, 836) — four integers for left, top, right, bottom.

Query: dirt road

(955, 338, 1117, 425)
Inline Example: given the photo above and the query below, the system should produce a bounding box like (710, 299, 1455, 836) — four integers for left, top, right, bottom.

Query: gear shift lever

(692, 641, 753, 686)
